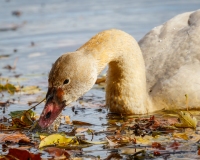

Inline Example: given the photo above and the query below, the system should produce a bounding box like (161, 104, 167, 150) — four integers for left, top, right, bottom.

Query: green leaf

(9, 110, 35, 127)
(9, 110, 35, 119)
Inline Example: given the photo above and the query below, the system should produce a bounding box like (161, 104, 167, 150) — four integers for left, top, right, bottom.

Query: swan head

(38, 51, 97, 128)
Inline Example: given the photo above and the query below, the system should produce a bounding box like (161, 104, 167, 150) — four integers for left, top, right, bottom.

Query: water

(0, 0, 200, 159)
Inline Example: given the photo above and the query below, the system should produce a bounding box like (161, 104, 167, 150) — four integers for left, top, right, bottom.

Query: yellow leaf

(80, 139, 107, 145)
(0, 83, 16, 94)
(175, 111, 197, 129)
(65, 115, 71, 125)
(95, 75, 106, 84)
(39, 134, 79, 148)
(173, 133, 189, 140)
(134, 135, 154, 145)
(20, 86, 41, 94)
(39, 135, 46, 140)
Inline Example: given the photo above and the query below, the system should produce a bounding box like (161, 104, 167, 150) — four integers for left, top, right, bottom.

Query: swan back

(139, 10, 200, 109)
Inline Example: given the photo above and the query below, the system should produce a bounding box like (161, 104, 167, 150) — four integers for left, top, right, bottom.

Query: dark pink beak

(38, 87, 65, 129)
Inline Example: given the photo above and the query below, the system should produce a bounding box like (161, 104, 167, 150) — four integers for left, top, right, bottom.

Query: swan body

(38, 10, 200, 128)
(139, 10, 200, 110)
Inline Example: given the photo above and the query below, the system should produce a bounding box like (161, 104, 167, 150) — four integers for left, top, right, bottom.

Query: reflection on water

(0, 0, 200, 158)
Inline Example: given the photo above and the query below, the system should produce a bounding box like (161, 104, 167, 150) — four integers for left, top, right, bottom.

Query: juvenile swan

(39, 10, 200, 128)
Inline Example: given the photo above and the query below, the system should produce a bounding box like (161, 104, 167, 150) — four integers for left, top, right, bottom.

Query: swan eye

(63, 79, 70, 85)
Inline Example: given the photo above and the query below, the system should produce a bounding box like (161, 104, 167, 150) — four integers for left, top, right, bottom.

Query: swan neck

(78, 29, 151, 114)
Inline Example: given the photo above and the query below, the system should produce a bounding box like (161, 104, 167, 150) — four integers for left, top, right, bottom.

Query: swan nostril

(45, 111, 51, 119)
(62, 100, 66, 104)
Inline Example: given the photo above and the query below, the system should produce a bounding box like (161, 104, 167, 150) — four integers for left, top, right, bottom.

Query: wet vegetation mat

(1, 74, 200, 159)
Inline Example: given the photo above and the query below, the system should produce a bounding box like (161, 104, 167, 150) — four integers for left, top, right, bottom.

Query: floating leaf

(44, 147, 71, 159)
(80, 139, 107, 145)
(106, 137, 118, 146)
(65, 115, 71, 124)
(154, 151, 161, 156)
(0, 123, 8, 130)
(0, 101, 10, 107)
(175, 111, 197, 128)
(173, 132, 189, 140)
(0, 54, 9, 59)
(152, 142, 162, 149)
(0, 132, 30, 143)
(0, 82, 16, 94)
(190, 133, 200, 142)
(39, 134, 79, 148)
(135, 136, 152, 145)
(95, 75, 106, 84)
(10, 110, 35, 119)
(9, 110, 35, 127)
(170, 141, 180, 150)
(75, 128, 89, 133)
(20, 86, 41, 94)
(0, 148, 41, 160)
(120, 147, 144, 155)
(72, 120, 93, 126)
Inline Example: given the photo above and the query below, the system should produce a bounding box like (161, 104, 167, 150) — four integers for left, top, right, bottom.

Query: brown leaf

(44, 147, 71, 158)
(1, 148, 41, 160)
(154, 151, 161, 156)
(198, 149, 200, 155)
(0, 132, 30, 143)
(75, 128, 89, 133)
(152, 142, 161, 149)
(3, 65, 15, 70)
(12, 11, 22, 17)
(0, 124, 8, 130)
(105, 153, 122, 160)
(167, 118, 179, 125)
(0, 101, 10, 107)
(152, 142, 166, 150)
(72, 120, 93, 125)
(170, 141, 180, 150)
